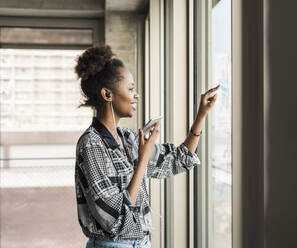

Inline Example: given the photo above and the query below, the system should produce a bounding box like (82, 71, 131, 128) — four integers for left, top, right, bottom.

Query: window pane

(0, 27, 93, 45)
(211, 0, 232, 247)
(0, 48, 92, 186)
(0, 49, 92, 132)
(1, 46, 91, 247)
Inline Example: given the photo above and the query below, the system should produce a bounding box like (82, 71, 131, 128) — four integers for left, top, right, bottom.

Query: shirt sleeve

(146, 142, 201, 179)
(127, 128, 201, 179)
(77, 138, 141, 237)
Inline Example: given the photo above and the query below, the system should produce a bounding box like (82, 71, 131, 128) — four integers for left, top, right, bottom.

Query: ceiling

(106, 0, 149, 12)
(0, 0, 149, 18)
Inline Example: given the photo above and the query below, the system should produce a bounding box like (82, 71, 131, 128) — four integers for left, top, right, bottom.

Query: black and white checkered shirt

(74, 117, 200, 241)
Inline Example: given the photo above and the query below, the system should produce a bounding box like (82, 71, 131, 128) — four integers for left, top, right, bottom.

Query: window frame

(192, 0, 265, 248)
(147, 1, 166, 247)
(191, 0, 214, 247)
(192, 0, 235, 248)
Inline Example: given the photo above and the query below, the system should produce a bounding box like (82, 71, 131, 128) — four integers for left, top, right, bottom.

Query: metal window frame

(147, 1, 165, 247)
(163, 0, 172, 247)
(165, 0, 191, 247)
(147, 0, 193, 247)
(191, 0, 213, 247)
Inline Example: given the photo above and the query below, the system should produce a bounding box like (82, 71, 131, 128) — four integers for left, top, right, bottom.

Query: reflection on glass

(211, 0, 232, 247)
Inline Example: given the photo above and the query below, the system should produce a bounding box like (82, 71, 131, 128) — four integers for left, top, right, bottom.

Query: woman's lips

(131, 103, 137, 110)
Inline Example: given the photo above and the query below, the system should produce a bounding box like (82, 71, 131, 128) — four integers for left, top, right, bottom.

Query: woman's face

(113, 67, 139, 118)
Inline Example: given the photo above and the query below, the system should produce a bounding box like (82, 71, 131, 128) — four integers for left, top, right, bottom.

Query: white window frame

(189, 0, 214, 247)
(147, 0, 191, 247)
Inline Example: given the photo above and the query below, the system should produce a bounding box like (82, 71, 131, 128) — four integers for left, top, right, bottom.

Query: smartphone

(134, 116, 162, 141)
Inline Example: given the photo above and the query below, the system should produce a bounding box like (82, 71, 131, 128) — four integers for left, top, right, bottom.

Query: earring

(105, 92, 111, 98)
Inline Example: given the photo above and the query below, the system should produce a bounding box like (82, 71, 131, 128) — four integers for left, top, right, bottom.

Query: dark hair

(74, 42, 125, 115)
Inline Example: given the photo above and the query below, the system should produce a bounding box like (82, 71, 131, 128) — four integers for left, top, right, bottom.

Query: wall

(264, 0, 297, 247)
(105, 10, 144, 131)
(232, 0, 297, 247)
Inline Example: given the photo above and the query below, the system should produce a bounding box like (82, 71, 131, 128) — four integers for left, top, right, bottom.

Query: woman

(74, 42, 219, 248)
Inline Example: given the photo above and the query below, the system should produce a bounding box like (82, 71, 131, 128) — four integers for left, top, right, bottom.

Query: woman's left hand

(197, 84, 220, 118)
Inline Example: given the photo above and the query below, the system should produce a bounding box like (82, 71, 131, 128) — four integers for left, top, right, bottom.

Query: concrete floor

(0, 170, 232, 248)
(1, 186, 88, 248)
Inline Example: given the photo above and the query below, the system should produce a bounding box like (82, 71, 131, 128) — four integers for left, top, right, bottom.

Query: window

(0, 19, 101, 247)
(0, 27, 94, 187)
(193, 0, 232, 247)
(211, 0, 232, 247)
(0, 48, 90, 133)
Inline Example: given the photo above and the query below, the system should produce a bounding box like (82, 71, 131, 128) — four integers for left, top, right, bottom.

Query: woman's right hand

(138, 121, 160, 163)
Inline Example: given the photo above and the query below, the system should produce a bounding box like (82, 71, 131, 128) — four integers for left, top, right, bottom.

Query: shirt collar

(91, 117, 123, 150)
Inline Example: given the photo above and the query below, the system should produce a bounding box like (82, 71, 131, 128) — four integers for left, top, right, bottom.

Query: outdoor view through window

(211, 0, 232, 247)
(0, 47, 93, 246)
(0, 49, 92, 187)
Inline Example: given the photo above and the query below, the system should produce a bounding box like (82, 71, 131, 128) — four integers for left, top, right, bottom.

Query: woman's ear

(101, 88, 112, 102)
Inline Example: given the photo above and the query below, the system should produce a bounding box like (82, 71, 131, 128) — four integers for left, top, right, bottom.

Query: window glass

(0, 49, 91, 131)
(211, 0, 232, 247)
(0, 49, 92, 186)
(1, 24, 97, 248)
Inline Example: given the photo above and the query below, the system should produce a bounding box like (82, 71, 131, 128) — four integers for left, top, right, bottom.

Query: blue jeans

(86, 235, 151, 248)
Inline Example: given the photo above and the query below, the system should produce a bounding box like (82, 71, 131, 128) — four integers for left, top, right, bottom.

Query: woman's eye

(130, 88, 134, 91)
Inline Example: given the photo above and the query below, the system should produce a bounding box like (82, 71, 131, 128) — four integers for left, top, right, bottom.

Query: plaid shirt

(74, 117, 200, 241)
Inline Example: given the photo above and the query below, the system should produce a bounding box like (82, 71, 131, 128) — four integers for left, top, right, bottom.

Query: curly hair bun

(75, 42, 116, 81)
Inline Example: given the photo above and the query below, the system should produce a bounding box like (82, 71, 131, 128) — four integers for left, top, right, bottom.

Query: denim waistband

(91, 234, 149, 245)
